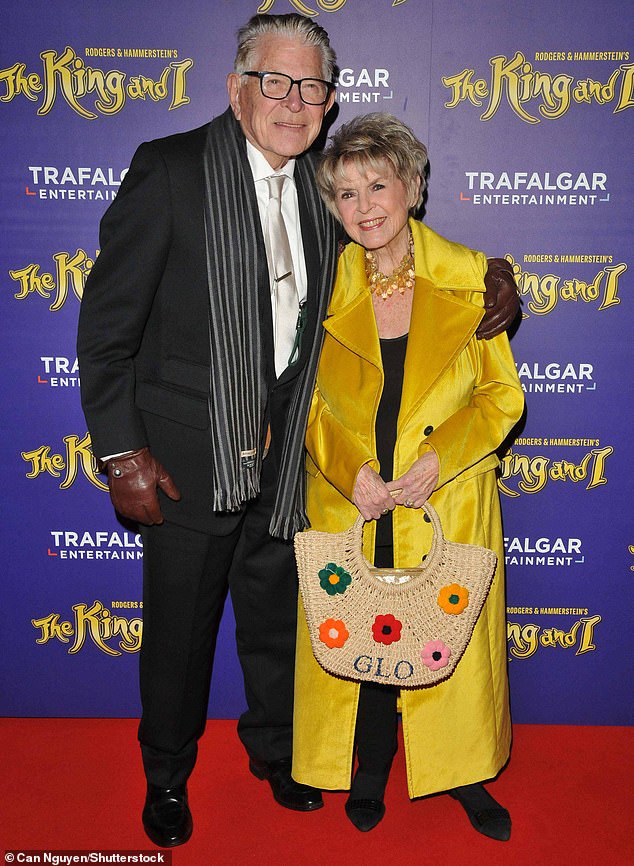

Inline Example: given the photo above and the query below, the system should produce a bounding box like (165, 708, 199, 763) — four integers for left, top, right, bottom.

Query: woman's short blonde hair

(316, 113, 428, 218)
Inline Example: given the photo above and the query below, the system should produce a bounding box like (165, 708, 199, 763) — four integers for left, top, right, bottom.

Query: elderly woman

(292, 114, 524, 839)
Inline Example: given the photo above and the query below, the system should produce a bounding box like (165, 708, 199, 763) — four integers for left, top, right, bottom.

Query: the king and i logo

(11, 249, 93, 311)
(507, 614, 601, 659)
(507, 256, 626, 317)
(22, 433, 107, 492)
(443, 51, 634, 122)
(256, 0, 407, 13)
(499, 442, 613, 497)
(0, 46, 193, 119)
(32, 600, 143, 656)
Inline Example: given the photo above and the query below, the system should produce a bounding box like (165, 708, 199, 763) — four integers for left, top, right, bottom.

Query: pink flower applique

(421, 639, 452, 671)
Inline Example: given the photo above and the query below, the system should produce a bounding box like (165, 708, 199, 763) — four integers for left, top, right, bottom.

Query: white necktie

(266, 174, 299, 377)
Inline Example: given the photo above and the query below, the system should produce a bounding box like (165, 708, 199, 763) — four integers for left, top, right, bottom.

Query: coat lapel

(321, 220, 486, 427)
(398, 220, 485, 429)
(399, 278, 482, 429)
(322, 242, 382, 370)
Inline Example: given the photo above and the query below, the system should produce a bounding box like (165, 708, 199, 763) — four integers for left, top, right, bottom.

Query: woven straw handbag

(294, 503, 497, 688)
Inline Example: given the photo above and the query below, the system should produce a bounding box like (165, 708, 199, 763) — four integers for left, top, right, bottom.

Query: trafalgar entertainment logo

(47, 529, 143, 561)
(504, 535, 585, 568)
(37, 356, 80, 388)
(11, 247, 93, 311)
(32, 600, 143, 656)
(336, 66, 395, 106)
(0, 45, 193, 119)
(515, 359, 597, 395)
(499, 436, 613, 498)
(442, 50, 633, 123)
(458, 170, 611, 207)
(24, 164, 127, 203)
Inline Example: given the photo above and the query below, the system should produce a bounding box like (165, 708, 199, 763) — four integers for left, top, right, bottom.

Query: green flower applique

(318, 562, 352, 596)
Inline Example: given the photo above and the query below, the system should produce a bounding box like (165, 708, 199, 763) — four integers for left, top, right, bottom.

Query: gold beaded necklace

(365, 232, 415, 300)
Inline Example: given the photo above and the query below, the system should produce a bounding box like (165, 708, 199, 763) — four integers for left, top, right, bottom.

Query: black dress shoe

(449, 783, 511, 841)
(249, 756, 323, 811)
(142, 784, 193, 847)
(345, 797, 386, 832)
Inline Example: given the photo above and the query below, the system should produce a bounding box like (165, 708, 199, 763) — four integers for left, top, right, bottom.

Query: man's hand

(477, 257, 521, 340)
(105, 447, 181, 525)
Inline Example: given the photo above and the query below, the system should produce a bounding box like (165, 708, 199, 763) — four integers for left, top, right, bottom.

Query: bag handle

(352, 501, 444, 568)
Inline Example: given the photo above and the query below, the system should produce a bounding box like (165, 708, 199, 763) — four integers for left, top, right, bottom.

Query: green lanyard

(287, 301, 307, 367)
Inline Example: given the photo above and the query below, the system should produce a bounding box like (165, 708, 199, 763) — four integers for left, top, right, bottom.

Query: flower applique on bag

(294, 503, 497, 688)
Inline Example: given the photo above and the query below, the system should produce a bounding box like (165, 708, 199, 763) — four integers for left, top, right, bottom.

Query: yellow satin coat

(292, 219, 524, 799)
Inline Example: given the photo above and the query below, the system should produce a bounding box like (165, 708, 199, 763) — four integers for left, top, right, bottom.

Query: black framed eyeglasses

(243, 71, 333, 106)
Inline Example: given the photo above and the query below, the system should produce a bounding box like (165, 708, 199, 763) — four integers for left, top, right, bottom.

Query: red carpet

(2, 719, 631, 865)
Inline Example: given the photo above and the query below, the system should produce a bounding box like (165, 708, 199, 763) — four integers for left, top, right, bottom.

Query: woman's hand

(387, 451, 440, 509)
(353, 464, 396, 521)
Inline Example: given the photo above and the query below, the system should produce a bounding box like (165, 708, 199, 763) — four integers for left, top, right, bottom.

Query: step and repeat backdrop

(1, 0, 632, 723)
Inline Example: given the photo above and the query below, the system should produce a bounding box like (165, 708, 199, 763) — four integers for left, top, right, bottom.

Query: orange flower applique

(437, 583, 469, 615)
(318, 618, 349, 649)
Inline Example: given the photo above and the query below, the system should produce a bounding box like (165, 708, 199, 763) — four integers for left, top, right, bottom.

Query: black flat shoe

(142, 784, 193, 848)
(449, 783, 511, 841)
(249, 756, 324, 811)
(345, 797, 386, 832)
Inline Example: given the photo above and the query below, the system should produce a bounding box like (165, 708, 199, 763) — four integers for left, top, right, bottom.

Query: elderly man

(77, 13, 518, 848)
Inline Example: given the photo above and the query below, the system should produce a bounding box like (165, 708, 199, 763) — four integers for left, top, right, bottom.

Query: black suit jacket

(77, 112, 338, 533)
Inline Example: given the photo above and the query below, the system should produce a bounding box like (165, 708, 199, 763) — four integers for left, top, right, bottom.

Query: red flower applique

(372, 614, 402, 645)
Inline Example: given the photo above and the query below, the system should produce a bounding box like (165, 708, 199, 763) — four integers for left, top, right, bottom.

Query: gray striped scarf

(202, 110, 337, 540)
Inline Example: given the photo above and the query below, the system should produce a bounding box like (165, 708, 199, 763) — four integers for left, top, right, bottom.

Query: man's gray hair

(234, 13, 337, 82)
(316, 113, 429, 219)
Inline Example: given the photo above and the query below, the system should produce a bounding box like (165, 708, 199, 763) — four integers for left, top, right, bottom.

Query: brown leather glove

(105, 447, 181, 525)
(477, 257, 521, 340)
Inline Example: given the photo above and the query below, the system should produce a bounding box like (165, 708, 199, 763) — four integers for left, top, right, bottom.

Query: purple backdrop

(1, 0, 632, 724)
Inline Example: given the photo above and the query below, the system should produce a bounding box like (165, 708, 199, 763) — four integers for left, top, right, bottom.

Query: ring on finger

(405, 499, 413, 507)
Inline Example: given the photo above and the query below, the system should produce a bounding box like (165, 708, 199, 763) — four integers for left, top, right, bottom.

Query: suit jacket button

(424, 425, 434, 436)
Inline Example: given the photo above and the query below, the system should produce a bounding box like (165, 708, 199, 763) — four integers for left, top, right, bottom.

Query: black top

(375, 333, 408, 557)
